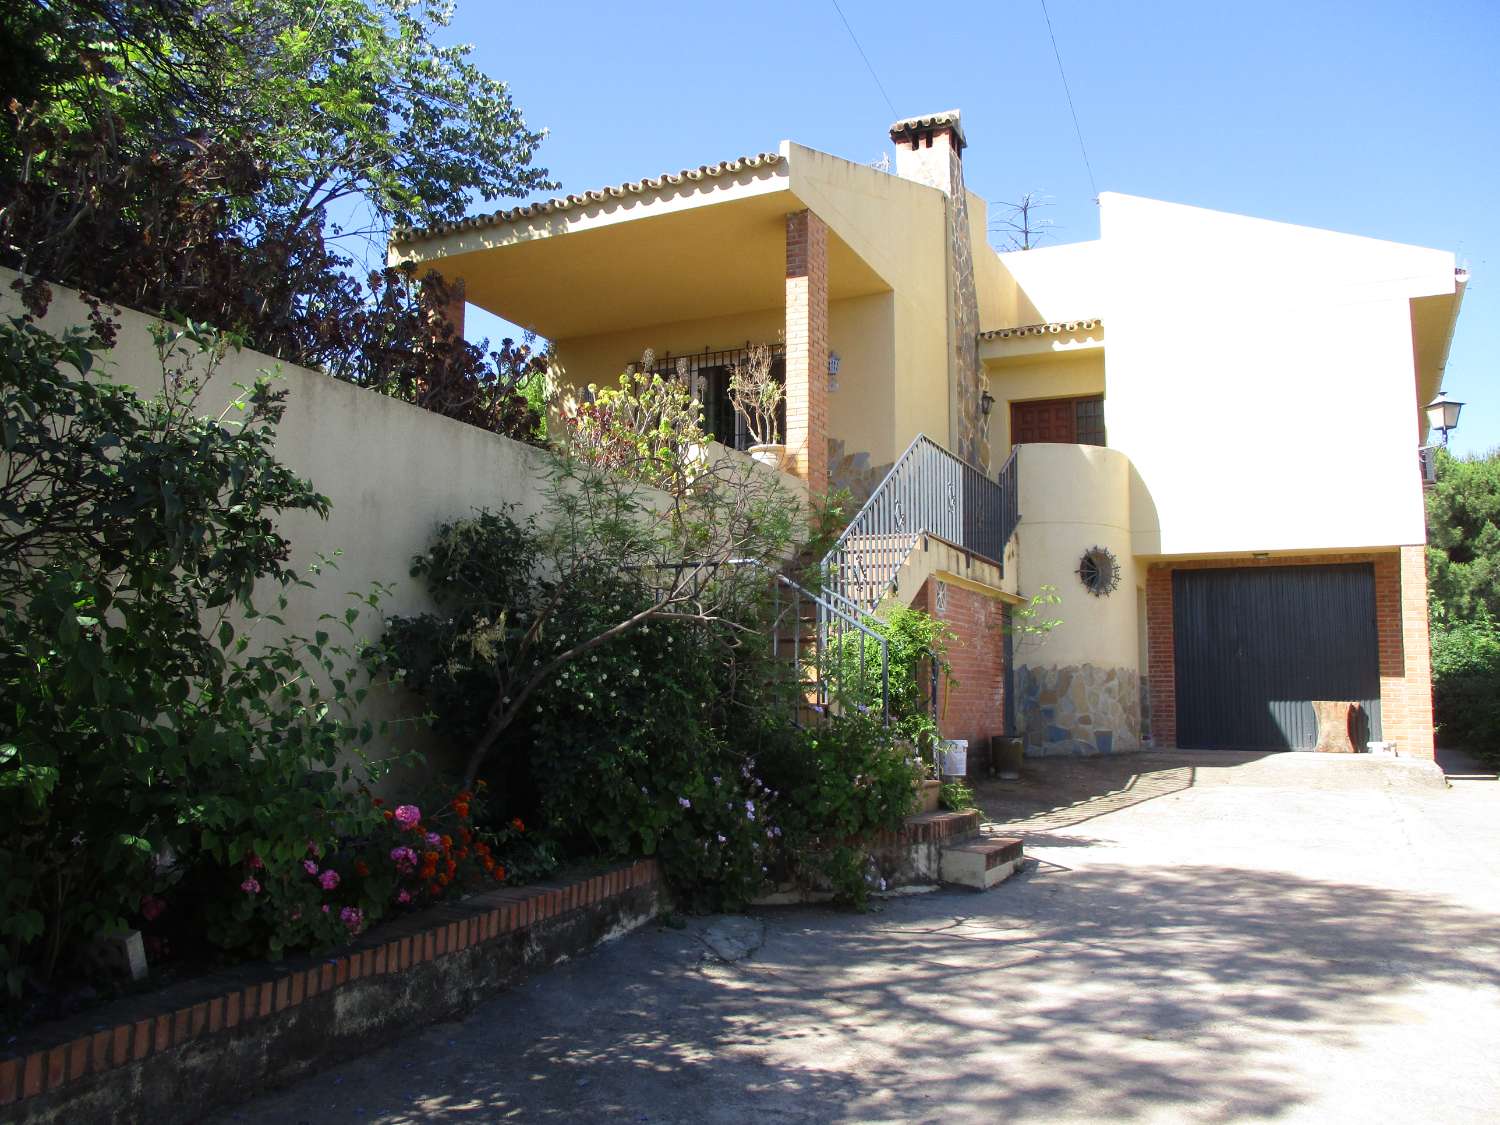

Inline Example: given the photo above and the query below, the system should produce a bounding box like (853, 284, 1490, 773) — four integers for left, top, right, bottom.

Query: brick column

(424, 274, 467, 344)
(1383, 545, 1435, 758)
(1145, 565, 1176, 748)
(785, 210, 829, 494)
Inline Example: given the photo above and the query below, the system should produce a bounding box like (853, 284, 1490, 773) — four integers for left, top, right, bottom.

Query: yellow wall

(1096, 192, 1458, 556)
(982, 352, 1105, 456)
(1013, 443, 1138, 673)
(785, 143, 952, 466)
(986, 240, 1106, 330)
(551, 292, 898, 467)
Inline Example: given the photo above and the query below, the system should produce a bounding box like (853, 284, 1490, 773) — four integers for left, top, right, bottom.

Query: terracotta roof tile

(978, 319, 1102, 342)
(391, 151, 786, 246)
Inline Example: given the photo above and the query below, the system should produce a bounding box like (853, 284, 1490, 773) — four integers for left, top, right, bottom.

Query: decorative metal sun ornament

(1078, 545, 1121, 597)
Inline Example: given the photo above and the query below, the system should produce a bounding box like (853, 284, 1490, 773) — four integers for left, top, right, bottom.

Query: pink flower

(425, 832, 441, 847)
(240, 877, 261, 894)
(140, 895, 166, 921)
(390, 845, 417, 874)
(396, 889, 412, 904)
(339, 906, 364, 933)
(247, 853, 265, 870)
(321, 904, 330, 913)
(393, 804, 421, 829)
(302, 859, 319, 877)
(319, 869, 340, 891)
(306, 840, 320, 857)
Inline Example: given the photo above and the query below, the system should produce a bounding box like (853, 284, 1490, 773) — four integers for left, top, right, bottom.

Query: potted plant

(728, 342, 785, 470)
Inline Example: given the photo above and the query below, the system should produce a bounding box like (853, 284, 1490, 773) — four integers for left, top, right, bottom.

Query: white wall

(1096, 193, 1455, 556)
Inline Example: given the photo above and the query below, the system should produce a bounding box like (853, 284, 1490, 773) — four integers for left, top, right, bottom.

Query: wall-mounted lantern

(1425, 391, 1465, 445)
(980, 390, 995, 417)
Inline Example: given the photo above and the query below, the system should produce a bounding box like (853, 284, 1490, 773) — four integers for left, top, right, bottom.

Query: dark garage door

(1173, 564, 1381, 750)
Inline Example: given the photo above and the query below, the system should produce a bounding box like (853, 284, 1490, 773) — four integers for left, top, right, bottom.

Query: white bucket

(939, 739, 968, 778)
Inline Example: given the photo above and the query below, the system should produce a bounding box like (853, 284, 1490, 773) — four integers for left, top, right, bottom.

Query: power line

(830, 0, 898, 119)
(1038, 0, 1099, 201)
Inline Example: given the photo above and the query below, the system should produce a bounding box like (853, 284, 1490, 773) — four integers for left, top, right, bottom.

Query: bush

(384, 507, 919, 911)
(0, 315, 419, 1014)
(1431, 613, 1500, 761)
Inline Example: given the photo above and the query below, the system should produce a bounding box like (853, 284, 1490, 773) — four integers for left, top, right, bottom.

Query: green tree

(1426, 446, 1500, 623)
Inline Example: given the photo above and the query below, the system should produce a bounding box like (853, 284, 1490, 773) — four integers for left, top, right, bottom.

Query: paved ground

(215, 750, 1500, 1124)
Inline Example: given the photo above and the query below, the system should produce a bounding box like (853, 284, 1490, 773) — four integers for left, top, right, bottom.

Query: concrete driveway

(216, 750, 1500, 1124)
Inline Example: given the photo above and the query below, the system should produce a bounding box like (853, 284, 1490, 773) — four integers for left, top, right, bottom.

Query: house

(389, 110, 1464, 762)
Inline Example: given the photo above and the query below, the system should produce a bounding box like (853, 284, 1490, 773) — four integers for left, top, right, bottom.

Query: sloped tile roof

(391, 151, 787, 246)
(978, 319, 1102, 341)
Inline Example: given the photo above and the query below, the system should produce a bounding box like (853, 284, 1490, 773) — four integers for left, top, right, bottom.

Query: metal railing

(770, 570, 890, 724)
(822, 434, 1021, 613)
(627, 558, 890, 723)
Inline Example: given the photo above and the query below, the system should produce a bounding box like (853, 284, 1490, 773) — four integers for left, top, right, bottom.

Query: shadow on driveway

(219, 859, 1500, 1124)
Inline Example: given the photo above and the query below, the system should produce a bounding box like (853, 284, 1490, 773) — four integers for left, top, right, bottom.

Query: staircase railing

(628, 558, 890, 723)
(822, 434, 1021, 613)
(769, 571, 890, 724)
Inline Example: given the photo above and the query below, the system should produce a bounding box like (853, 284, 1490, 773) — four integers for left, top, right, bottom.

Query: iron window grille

(635, 344, 787, 451)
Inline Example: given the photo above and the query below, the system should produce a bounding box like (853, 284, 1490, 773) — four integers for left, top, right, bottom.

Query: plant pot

(993, 736, 1024, 780)
(913, 778, 941, 814)
(747, 443, 787, 471)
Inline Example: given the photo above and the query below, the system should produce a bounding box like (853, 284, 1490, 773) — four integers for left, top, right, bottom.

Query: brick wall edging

(1, 859, 663, 1121)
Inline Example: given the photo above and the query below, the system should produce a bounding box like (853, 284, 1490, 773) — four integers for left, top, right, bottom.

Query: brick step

(939, 836, 1024, 891)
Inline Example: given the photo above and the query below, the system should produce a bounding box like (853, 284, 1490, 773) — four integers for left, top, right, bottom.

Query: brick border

(1, 859, 662, 1120)
(1145, 551, 1433, 757)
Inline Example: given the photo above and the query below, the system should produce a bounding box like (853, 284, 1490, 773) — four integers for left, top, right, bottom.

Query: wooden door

(1011, 398, 1077, 444)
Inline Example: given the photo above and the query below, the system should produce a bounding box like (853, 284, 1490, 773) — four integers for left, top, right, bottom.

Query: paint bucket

(938, 739, 968, 779)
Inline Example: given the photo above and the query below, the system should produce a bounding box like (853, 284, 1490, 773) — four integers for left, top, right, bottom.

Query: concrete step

(939, 836, 1024, 891)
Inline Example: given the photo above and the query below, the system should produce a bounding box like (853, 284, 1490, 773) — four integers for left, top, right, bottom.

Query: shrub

(554, 363, 709, 495)
(1431, 613, 1500, 761)
(757, 713, 920, 907)
(384, 505, 919, 912)
(0, 314, 402, 1012)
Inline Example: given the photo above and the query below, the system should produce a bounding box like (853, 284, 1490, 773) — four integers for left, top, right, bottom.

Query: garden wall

(2, 270, 800, 773)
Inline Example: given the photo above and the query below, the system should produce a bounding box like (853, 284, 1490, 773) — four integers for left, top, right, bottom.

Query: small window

(1075, 396, 1106, 446)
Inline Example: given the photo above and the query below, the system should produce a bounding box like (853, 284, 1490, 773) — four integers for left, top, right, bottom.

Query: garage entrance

(1172, 564, 1381, 750)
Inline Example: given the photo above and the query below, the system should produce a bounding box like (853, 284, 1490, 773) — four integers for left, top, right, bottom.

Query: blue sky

(441, 0, 1498, 455)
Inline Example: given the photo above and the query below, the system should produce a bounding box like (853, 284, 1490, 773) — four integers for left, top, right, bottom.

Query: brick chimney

(888, 110, 986, 470)
(889, 110, 967, 196)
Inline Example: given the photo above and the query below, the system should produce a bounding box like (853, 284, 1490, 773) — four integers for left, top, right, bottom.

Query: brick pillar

(426, 274, 466, 343)
(785, 210, 829, 494)
(1378, 546, 1435, 758)
(1145, 565, 1176, 748)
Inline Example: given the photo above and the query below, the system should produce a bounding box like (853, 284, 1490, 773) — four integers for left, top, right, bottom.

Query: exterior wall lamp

(1425, 391, 1465, 445)
(980, 390, 995, 416)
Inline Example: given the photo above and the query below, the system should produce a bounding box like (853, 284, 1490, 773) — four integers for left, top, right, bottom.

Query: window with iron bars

(635, 344, 787, 451)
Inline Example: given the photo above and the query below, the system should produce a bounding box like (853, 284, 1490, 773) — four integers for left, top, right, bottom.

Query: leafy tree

(1426, 446, 1500, 623)
(0, 0, 553, 439)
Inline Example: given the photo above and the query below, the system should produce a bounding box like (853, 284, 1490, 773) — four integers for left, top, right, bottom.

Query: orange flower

(423, 850, 439, 865)
(511, 818, 525, 833)
(382, 810, 394, 822)
(372, 797, 384, 807)
(459, 828, 471, 844)
(438, 873, 450, 887)
(492, 866, 506, 882)
(353, 860, 370, 877)
(441, 835, 453, 850)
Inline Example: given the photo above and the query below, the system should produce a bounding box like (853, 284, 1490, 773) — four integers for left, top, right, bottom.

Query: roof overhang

(978, 319, 1104, 367)
(1412, 270, 1467, 443)
(389, 150, 890, 340)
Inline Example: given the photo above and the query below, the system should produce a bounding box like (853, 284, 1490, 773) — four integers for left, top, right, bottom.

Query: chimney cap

(888, 109, 966, 151)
